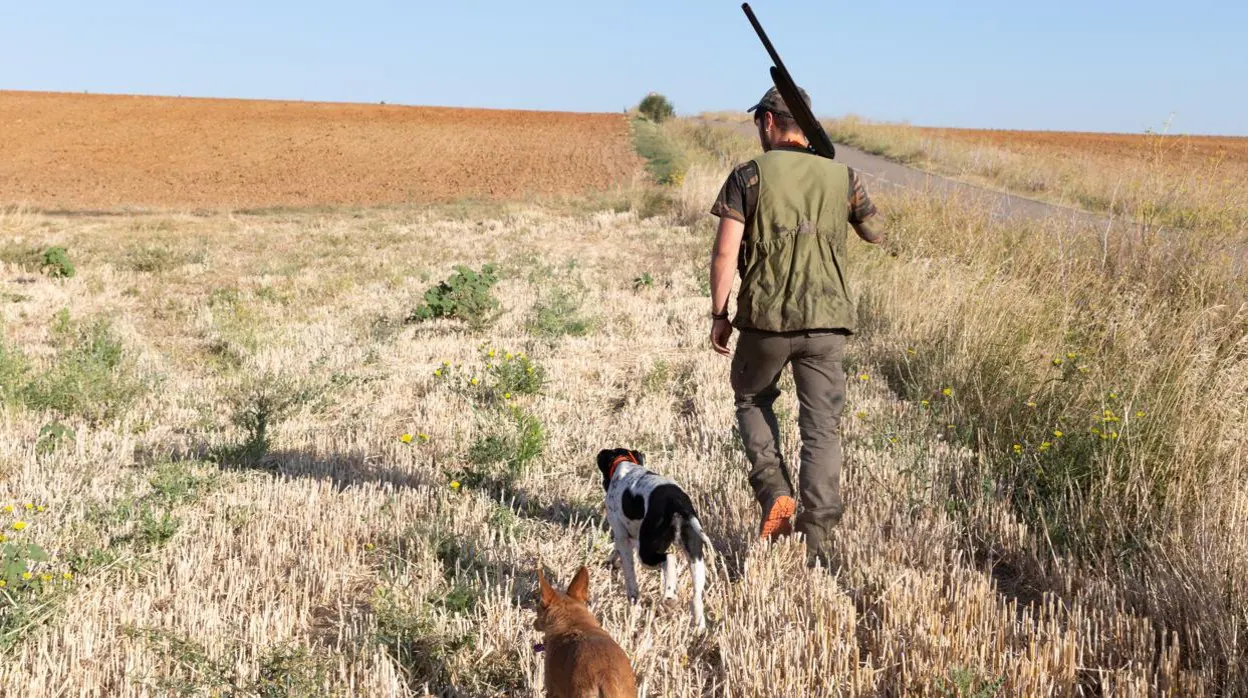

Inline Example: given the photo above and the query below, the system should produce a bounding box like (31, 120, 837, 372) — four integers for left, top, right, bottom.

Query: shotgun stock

(741, 3, 836, 160)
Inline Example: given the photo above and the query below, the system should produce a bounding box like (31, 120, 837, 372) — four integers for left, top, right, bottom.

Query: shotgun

(741, 3, 836, 160)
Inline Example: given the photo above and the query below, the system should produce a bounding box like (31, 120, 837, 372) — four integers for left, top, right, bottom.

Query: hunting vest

(734, 149, 856, 334)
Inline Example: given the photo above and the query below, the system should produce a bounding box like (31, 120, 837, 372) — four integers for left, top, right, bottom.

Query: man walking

(708, 86, 884, 565)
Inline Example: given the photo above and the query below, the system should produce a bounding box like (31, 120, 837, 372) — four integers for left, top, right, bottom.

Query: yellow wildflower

(1091, 427, 1101, 435)
(1039, 442, 1052, 452)
(36, 505, 46, 513)
(418, 433, 430, 443)
(1066, 352, 1078, 360)
(1012, 444, 1022, 454)
(62, 572, 73, 581)
(907, 348, 916, 355)
(503, 392, 512, 400)
(442, 360, 451, 367)
(470, 377, 479, 386)
(855, 411, 867, 419)
(1078, 366, 1090, 373)
(22, 571, 32, 581)
(487, 349, 496, 358)
(40, 573, 52, 583)
(1110, 431, 1119, 439)
(1052, 358, 1063, 367)
(889, 437, 898, 444)
(1025, 401, 1037, 408)
(364, 543, 375, 552)
(433, 369, 442, 377)
(1108, 392, 1118, 400)
(1135, 410, 1145, 418)
(0, 534, 5, 543)
(23, 503, 33, 511)
(920, 400, 930, 408)
(0, 580, 6, 588)
(2, 505, 12, 514)
(399, 433, 413, 444)
(505, 353, 514, 361)
(450, 480, 461, 491)
(942, 387, 953, 397)
(12, 521, 27, 531)
(1054, 430, 1064, 438)
(859, 374, 869, 381)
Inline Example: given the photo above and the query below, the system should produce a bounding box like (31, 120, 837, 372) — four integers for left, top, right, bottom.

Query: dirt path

(703, 120, 1115, 229)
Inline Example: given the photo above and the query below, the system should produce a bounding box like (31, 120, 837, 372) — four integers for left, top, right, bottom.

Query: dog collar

(607, 451, 640, 481)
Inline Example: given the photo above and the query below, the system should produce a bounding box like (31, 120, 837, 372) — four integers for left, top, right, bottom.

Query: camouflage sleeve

(847, 167, 878, 224)
(710, 164, 750, 223)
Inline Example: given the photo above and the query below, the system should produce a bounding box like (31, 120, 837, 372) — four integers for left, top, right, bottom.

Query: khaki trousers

(731, 328, 847, 555)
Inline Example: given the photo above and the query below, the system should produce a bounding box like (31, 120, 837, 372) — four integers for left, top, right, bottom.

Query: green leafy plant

(40, 246, 75, 279)
(409, 264, 500, 328)
(22, 310, 148, 423)
(633, 272, 654, 290)
(527, 286, 593, 339)
(35, 421, 75, 458)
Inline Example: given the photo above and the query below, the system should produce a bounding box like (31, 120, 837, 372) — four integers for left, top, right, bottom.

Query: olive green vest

(734, 150, 856, 334)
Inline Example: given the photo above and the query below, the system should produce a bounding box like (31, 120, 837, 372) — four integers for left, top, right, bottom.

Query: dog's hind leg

(690, 555, 707, 631)
(661, 554, 678, 600)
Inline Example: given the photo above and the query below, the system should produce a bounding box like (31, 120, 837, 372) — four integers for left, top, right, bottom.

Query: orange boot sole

(760, 495, 796, 540)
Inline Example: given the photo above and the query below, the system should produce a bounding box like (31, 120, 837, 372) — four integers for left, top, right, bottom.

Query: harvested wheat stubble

(0, 90, 642, 210)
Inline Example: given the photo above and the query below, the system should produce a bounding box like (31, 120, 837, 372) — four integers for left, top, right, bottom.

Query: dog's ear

(596, 449, 616, 474)
(538, 567, 557, 607)
(566, 566, 590, 603)
(632, 450, 645, 467)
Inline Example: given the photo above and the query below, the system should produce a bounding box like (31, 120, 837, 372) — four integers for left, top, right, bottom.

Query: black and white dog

(597, 448, 711, 630)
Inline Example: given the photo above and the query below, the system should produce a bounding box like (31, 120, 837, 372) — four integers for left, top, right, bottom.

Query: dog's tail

(679, 513, 714, 562)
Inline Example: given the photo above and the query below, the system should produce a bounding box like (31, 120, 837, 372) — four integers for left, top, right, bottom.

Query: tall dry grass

(825, 114, 1248, 234)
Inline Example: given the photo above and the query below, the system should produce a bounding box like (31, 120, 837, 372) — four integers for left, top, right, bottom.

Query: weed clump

(409, 264, 500, 329)
(40, 246, 75, 278)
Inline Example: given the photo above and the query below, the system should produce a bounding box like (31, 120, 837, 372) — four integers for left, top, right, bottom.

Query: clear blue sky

(3, 1, 1246, 135)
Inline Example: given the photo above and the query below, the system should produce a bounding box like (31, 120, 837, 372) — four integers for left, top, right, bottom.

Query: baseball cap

(747, 85, 811, 118)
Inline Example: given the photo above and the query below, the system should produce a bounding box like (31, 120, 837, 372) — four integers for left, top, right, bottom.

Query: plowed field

(0, 90, 642, 210)
(916, 126, 1248, 163)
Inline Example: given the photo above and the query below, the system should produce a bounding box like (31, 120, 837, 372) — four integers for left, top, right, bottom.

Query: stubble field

(2, 95, 1247, 696)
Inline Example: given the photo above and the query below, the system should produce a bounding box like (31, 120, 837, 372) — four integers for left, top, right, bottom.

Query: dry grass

(1, 117, 1245, 696)
(824, 115, 1248, 234)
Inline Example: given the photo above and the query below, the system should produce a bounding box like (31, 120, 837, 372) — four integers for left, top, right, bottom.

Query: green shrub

(638, 92, 676, 123)
(409, 264, 500, 329)
(222, 373, 323, 465)
(41, 247, 75, 279)
(468, 406, 545, 478)
(23, 310, 147, 423)
(35, 421, 75, 459)
(527, 286, 593, 339)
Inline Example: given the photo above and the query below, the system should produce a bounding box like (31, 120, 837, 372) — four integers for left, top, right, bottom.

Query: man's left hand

(711, 318, 734, 356)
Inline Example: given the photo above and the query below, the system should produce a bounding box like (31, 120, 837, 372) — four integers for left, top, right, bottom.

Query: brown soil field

(916, 126, 1248, 163)
(0, 90, 642, 211)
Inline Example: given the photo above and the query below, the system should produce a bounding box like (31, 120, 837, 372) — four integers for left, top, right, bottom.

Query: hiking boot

(759, 495, 797, 540)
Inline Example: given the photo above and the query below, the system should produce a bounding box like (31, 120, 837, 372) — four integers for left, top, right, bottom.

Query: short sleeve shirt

(710, 146, 877, 226)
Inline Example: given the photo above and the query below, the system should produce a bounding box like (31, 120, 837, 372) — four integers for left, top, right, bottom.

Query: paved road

(702, 120, 1115, 230)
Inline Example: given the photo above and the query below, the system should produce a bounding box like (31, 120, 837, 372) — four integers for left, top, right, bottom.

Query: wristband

(711, 311, 729, 320)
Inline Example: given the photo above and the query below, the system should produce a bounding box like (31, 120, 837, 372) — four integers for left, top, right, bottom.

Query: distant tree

(638, 92, 675, 123)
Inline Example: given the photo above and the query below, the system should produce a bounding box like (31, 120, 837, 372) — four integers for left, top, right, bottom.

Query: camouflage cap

(747, 85, 811, 118)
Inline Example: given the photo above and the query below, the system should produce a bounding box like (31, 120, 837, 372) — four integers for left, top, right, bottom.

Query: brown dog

(534, 565, 638, 698)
